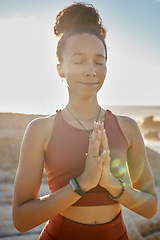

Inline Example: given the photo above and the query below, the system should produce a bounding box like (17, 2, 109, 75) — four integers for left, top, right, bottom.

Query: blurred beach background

(0, 106, 160, 240)
(0, 0, 160, 239)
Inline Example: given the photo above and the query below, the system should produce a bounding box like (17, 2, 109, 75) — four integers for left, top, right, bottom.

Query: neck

(66, 96, 100, 121)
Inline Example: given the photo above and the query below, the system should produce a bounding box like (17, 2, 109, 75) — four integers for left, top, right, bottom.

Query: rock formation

(139, 116, 160, 140)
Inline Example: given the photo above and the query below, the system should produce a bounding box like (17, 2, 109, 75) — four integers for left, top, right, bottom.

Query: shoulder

(116, 115, 137, 127)
(115, 115, 141, 147)
(23, 114, 57, 147)
(107, 110, 137, 126)
(26, 114, 56, 133)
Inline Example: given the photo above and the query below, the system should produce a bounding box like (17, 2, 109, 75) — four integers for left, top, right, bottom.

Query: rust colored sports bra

(44, 109, 128, 206)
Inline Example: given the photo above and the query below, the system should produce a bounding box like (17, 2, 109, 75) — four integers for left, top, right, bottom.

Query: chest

(45, 122, 128, 178)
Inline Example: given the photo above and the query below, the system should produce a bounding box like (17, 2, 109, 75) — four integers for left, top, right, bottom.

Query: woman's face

(58, 33, 107, 98)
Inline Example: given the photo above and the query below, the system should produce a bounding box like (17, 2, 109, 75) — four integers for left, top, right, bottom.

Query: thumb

(98, 150, 107, 165)
(103, 150, 111, 169)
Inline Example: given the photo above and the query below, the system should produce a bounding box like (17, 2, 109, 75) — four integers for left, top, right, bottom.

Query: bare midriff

(60, 203, 121, 224)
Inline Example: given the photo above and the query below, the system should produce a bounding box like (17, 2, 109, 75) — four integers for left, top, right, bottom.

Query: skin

(12, 33, 158, 233)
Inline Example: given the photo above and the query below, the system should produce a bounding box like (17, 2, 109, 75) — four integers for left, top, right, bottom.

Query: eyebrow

(71, 53, 105, 59)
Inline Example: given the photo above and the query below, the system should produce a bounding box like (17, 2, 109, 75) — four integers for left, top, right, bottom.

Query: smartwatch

(70, 178, 87, 197)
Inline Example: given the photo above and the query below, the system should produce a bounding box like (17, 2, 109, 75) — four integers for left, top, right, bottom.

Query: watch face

(70, 178, 78, 191)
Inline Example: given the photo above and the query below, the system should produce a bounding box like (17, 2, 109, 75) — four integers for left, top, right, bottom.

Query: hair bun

(54, 3, 106, 38)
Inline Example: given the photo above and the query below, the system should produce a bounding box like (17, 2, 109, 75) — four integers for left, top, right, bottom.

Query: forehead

(64, 33, 105, 59)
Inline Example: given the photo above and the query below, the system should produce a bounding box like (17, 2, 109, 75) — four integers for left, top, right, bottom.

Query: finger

(89, 121, 99, 143)
(99, 121, 104, 131)
(98, 122, 104, 155)
(93, 129, 102, 155)
(102, 129, 109, 151)
(102, 150, 111, 170)
(98, 150, 107, 165)
(88, 122, 99, 151)
(88, 129, 102, 156)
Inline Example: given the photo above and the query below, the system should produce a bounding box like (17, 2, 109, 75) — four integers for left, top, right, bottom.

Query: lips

(80, 82, 99, 86)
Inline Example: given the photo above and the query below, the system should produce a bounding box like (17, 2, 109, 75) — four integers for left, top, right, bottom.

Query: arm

(12, 118, 82, 233)
(99, 117, 158, 218)
(12, 119, 106, 233)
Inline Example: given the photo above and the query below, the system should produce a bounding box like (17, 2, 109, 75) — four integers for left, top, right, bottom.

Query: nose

(84, 63, 96, 77)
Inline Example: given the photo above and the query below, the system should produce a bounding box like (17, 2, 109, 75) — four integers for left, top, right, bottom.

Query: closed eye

(94, 56, 105, 65)
(95, 62, 104, 65)
(94, 60, 105, 65)
(73, 61, 84, 64)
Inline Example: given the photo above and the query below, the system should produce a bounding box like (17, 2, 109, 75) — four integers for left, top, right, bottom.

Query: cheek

(99, 66, 107, 80)
(64, 65, 83, 79)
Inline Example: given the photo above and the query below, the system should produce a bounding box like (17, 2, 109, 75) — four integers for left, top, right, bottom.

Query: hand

(99, 123, 112, 189)
(77, 122, 107, 192)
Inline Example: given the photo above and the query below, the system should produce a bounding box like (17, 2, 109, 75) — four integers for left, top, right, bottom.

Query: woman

(12, 3, 158, 240)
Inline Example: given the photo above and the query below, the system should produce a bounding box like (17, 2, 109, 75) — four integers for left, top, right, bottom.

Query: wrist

(109, 178, 126, 200)
(104, 174, 123, 193)
(70, 178, 87, 197)
(106, 176, 126, 199)
(100, 172, 116, 190)
(76, 175, 90, 192)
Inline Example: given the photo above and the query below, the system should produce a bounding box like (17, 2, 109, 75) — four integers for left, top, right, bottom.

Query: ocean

(105, 105, 160, 121)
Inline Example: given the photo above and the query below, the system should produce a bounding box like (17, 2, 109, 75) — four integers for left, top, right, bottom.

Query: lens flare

(126, 178, 157, 209)
(111, 158, 126, 177)
(128, 157, 145, 185)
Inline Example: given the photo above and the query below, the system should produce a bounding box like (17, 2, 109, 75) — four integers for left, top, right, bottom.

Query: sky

(0, 0, 160, 114)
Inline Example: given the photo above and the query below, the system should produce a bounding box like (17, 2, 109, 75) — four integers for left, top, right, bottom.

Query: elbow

(13, 216, 28, 233)
(133, 194, 158, 219)
(146, 208, 158, 220)
(12, 209, 29, 233)
(144, 195, 158, 219)
(145, 208, 157, 219)
(13, 219, 28, 233)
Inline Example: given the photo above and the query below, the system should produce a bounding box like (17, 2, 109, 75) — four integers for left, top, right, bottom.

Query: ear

(57, 64, 65, 78)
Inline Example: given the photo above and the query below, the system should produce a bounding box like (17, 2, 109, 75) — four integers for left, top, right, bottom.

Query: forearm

(118, 186, 158, 218)
(13, 183, 81, 233)
(103, 176, 158, 219)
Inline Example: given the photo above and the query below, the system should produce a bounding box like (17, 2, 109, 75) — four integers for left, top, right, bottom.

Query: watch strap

(70, 178, 87, 197)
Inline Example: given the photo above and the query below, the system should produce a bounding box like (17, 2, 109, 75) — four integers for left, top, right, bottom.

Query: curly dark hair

(54, 2, 107, 63)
